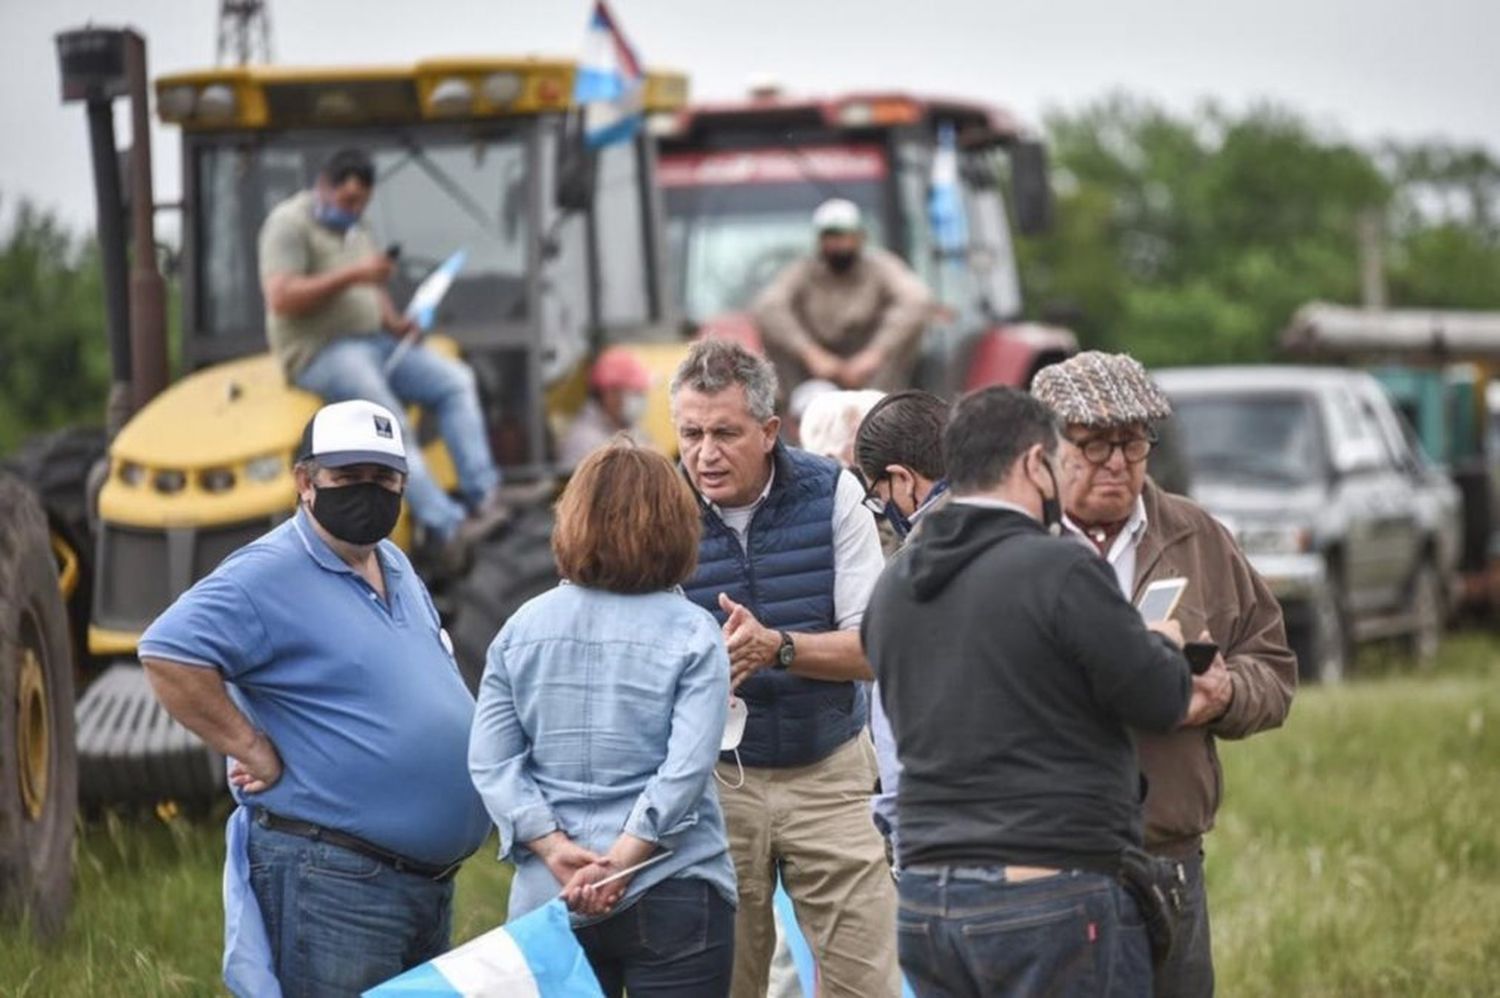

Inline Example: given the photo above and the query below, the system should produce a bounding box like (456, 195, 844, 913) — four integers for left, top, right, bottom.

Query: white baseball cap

(812, 198, 863, 234)
(296, 399, 408, 473)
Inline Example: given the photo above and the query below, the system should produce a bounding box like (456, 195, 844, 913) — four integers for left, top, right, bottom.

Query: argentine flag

(404, 249, 468, 332)
(573, 1, 645, 148)
(363, 899, 602, 997)
(928, 121, 969, 256)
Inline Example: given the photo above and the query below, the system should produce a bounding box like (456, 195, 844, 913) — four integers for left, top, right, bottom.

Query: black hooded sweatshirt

(862, 501, 1191, 872)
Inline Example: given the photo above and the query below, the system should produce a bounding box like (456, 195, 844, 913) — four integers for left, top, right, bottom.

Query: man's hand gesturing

(720, 593, 783, 690)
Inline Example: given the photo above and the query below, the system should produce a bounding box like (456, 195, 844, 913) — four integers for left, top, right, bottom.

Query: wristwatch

(776, 630, 796, 669)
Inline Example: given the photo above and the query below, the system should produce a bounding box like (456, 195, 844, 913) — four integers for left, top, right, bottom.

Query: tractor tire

(0, 474, 78, 939)
(2, 427, 109, 671)
(446, 507, 559, 693)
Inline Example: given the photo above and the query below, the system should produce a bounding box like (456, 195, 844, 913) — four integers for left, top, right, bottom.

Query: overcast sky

(1, 0, 1495, 234)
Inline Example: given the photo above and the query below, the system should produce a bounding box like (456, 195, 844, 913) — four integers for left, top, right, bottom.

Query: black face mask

(823, 250, 858, 274)
(311, 482, 402, 546)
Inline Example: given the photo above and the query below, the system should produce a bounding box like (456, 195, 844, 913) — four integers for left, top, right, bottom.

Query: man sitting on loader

(259, 147, 506, 555)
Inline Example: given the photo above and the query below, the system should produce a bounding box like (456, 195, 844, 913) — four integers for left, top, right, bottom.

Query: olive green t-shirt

(258, 190, 385, 380)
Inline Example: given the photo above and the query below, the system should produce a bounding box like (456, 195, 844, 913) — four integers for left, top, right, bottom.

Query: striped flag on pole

(362, 899, 603, 997)
(573, 1, 645, 148)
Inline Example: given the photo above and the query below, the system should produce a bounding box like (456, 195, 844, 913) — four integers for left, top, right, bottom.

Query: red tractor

(654, 87, 1077, 395)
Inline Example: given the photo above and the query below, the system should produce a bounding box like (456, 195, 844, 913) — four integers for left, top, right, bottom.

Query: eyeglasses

(858, 469, 890, 515)
(1067, 431, 1157, 466)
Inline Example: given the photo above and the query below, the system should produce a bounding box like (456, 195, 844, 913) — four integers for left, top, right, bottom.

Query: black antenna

(216, 0, 273, 66)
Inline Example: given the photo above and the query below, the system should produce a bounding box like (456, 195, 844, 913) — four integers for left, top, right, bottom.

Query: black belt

(253, 808, 463, 882)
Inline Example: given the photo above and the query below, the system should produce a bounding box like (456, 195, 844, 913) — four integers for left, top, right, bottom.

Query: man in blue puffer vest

(671, 339, 900, 998)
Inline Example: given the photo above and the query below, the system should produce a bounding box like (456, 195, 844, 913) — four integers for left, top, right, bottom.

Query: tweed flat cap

(1031, 351, 1172, 428)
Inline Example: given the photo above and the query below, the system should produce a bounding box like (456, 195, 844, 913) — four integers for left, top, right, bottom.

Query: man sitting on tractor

(259, 148, 506, 554)
(558, 346, 654, 469)
(752, 198, 934, 398)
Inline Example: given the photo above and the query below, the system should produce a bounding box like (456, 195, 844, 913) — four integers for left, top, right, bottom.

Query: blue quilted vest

(683, 444, 865, 769)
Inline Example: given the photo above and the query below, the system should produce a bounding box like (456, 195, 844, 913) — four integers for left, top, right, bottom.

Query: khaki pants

(717, 734, 901, 998)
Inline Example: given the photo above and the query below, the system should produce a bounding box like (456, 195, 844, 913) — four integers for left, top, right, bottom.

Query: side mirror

(554, 111, 597, 213)
(1009, 139, 1053, 236)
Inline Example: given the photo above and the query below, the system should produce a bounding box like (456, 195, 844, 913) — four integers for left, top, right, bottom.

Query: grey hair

(669, 338, 779, 422)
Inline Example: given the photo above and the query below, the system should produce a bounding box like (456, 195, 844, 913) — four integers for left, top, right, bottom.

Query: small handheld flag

(363, 898, 603, 998)
(384, 249, 467, 375)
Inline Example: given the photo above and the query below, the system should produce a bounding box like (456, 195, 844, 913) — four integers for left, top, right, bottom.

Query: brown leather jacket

(1130, 480, 1297, 857)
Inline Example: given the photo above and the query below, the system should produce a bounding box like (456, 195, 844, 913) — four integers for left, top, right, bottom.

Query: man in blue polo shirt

(140, 399, 493, 998)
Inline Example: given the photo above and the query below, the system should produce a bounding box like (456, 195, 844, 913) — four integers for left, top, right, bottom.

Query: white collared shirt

(1063, 496, 1149, 597)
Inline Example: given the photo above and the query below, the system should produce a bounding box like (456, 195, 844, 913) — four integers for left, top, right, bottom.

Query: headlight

(196, 84, 238, 121)
(244, 454, 284, 483)
(153, 469, 187, 495)
(198, 467, 236, 493)
(1238, 524, 1312, 556)
(429, 77, 476, 116)
(480, 72, 522, 106)
(117, 461, 145, 487)
(838, 101, 874, 127)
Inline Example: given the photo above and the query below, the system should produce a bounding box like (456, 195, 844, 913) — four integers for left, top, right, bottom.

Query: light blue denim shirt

(469, 582, 737, 923)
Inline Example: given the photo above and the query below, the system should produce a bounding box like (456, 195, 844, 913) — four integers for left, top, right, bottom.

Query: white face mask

(721, 695, 747, 751)
(716, 696, 748, 790)
(620, 392, 649, 427)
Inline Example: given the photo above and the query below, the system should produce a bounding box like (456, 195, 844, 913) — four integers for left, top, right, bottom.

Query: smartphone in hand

(1136, 577, 1188, 623)
(1183, 641, 1218, 675)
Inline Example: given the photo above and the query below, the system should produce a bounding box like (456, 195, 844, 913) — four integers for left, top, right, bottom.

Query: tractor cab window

(661, 145, 889, 323)
(594, 138, 654, 328)
(894, 142, 1024, 327)
(197, 147, 303, 347)
(192, 128, 532, 361)
(895, 142, 981, 330)
(366, 138, 531, 333)
(962, 152, 1023, 320)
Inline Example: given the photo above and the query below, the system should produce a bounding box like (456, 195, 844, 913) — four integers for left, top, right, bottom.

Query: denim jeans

(295, 333, 500, 538)
(897, 866, 1152, 998)
(572, 877, 736, 998)
(1151, 851, 1213, 998)
(246, 822, 455, 998)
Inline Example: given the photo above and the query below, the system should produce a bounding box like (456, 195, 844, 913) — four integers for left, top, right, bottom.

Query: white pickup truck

(1154, 366, 1462, 682)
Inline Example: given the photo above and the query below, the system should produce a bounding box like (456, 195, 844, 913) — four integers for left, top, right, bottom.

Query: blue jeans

(897, 866, 1152, 998)
(246, 822, 455, 998)
(295, 333, 500, 538)
(571, 877, 736, 998)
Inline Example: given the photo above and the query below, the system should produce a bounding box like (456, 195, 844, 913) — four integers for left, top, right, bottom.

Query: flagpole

(589, 849, 674, 889)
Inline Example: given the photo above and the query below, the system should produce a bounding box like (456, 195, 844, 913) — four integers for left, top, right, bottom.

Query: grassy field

(3, 635, 1498, 996)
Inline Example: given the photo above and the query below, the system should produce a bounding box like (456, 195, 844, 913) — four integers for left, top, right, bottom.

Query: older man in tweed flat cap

(1033, 352, 1297, 998)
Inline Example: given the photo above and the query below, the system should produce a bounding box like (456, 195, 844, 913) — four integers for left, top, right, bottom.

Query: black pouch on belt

(1116, 846, 1185, 968)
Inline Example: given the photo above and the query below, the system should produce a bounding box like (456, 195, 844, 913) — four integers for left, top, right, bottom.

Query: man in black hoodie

(862, 387, 1193, 998)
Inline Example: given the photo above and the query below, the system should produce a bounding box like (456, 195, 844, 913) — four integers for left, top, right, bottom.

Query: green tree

(0, 199, 112, 456)
(1016, 95, 1500, 367)
(1384, 142, 1500, 309)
